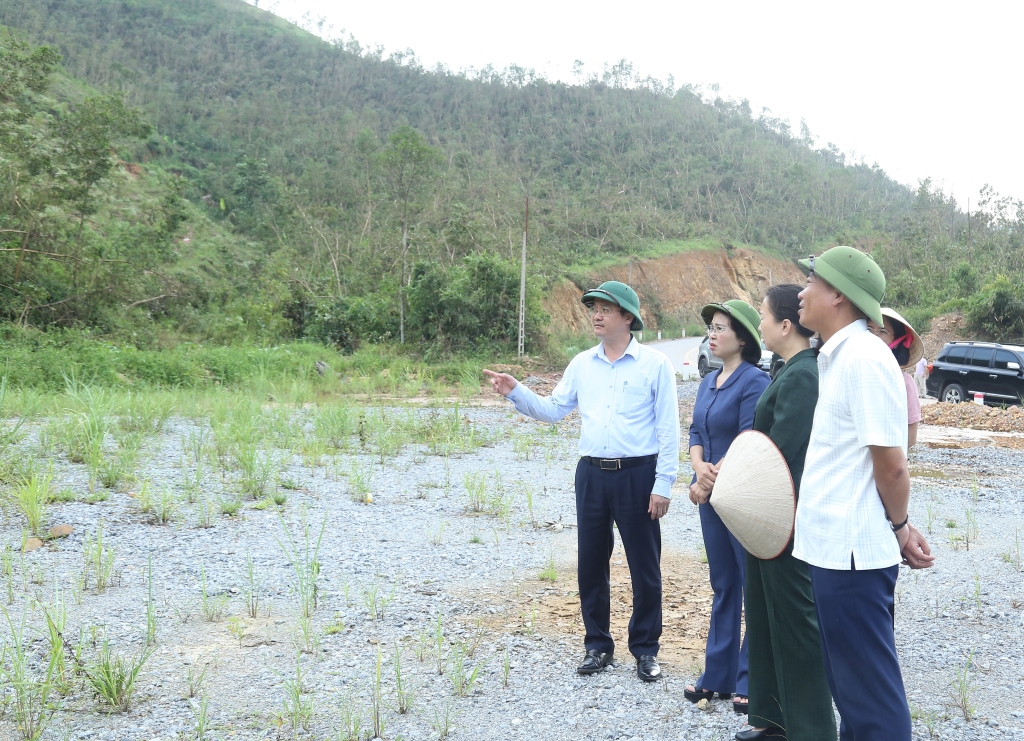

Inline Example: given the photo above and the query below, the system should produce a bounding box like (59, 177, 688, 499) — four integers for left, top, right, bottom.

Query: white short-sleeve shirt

(793, 320, 908, 570)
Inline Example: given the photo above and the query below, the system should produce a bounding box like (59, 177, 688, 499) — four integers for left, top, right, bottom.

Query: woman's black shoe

(683, 685, 732, 702)
(735, 727, 785, 740)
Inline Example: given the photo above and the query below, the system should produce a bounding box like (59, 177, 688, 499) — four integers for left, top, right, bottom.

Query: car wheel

(697, 356, 708, 378)
(942, 383, 966, 404)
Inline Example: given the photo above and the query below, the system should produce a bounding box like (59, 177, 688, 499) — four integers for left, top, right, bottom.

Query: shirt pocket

(617, 382, 652, 417)
(810, 395, 848, 447)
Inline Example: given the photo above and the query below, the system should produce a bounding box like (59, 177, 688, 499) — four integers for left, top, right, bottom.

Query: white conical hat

(709, 430, 795, 559)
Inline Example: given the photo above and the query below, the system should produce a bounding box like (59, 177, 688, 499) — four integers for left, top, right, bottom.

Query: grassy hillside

(3, 0, 1022, 351)
(1, 0, 915, 258)
(0, 35, 287, 345)
(0, 3, 919, 328)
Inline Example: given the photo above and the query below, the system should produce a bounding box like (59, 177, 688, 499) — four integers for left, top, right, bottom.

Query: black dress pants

(574, 457, 662, 658)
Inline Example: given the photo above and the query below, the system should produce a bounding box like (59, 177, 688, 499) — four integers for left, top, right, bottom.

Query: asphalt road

(648, 336, 704, 379)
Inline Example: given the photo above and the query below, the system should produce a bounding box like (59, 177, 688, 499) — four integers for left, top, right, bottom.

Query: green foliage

(298, 294, 398, 351)
(407, 253, 546, 351)
(0, 36, 167, 327)
(0, 2, 931, 356)
(966, 276, 1024, 339)
(874, 180, 1024, 334)
(378, 126, 444, 225)
(0, 326, 336, 389)
(1, 2, 1021, 356)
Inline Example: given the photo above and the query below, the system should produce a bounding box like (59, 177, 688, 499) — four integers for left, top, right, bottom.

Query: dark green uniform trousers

(746, 544, 836, 740)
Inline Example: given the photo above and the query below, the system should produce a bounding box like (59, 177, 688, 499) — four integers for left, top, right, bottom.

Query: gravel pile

(923, 402, 1024, 433)
(0, 382, 1021, 741)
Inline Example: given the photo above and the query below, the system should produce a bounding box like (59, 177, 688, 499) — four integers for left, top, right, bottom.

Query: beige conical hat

(880, 307, 924, 370)
(709, 431, 795, 559)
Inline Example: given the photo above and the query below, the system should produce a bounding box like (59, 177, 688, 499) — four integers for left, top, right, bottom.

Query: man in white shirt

(795, 247, 934, 741)
(914, 356, 928, 398)
(484, 281, 679, 683)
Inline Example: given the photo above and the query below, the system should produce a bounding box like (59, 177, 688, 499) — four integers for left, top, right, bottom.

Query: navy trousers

(808, 564, 911, 741)
(697, 502, 748, 695)
(575, 458, 662, 658)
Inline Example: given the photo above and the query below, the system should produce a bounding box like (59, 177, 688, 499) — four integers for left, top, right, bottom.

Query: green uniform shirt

(752, 348, 819, 496)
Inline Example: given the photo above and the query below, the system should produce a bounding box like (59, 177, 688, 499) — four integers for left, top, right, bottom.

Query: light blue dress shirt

(506, 337, 680, 498)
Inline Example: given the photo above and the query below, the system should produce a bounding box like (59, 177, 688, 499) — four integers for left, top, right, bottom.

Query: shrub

(297, 293, 399, 351)
(406, 253, 546, 351)
(966, 275, 1024, 339)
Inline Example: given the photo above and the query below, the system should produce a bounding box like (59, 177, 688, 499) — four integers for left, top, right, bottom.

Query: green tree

(231, 157, 281, 239)
(0, 36, 59, 98)
(377, 125, 443, 343)
(52, 94, 152, 218)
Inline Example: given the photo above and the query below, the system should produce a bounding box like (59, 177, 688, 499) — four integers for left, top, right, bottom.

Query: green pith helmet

(581, 281, 644, 331)
(701, 299, 763, 347)
(798, 246, 886, 326)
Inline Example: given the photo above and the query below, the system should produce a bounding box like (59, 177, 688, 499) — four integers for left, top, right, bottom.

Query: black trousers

(574, 457, 662, 658)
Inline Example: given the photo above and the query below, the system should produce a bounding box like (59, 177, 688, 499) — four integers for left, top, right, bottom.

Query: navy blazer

(688, 361, 771, 467)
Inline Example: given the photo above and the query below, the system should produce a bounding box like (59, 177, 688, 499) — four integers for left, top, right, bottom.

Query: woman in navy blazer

(684, 300, 770, 714)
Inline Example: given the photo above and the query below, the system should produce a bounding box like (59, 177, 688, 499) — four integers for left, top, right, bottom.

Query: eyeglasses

(868, 326, 893, 338)
(706, 323, 731, 336)
(587, 304, 618, 317)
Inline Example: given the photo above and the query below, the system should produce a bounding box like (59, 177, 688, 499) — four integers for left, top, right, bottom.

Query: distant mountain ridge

(20, 0, 1019, 351)
(0, 0, 914, 265)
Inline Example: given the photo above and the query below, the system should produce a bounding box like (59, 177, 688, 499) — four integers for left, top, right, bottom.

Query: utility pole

(518, 197, 529, 359)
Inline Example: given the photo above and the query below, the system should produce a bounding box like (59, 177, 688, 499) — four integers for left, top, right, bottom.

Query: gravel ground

(1, 381, 1022, 741)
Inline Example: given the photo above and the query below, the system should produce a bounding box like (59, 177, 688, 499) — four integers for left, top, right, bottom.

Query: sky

(259, 0, 1022, 206)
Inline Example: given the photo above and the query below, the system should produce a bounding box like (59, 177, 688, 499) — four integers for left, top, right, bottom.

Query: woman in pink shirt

(868, 308, 923, 447)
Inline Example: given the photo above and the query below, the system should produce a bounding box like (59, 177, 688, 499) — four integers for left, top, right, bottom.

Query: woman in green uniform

(737, 284, 836, 741)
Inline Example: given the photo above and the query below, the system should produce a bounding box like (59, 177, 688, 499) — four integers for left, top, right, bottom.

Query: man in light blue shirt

(484, 281, 679, 683)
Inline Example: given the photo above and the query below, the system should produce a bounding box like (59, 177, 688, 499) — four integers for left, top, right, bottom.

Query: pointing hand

(482, 369, 518, 397)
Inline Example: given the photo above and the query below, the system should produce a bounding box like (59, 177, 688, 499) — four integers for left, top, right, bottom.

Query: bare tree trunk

(399, 221, 407, 343)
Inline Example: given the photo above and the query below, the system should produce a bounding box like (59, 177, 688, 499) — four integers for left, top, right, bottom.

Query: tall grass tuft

(463, 472, 487, 513)
(42, 586, 71, 693)
(83, 522, 115, 593)
(98, 431, 142, 491)
(85, 641, 153, 712)
(234, 442, 279, 499)
(12, 472, 53, 534)
(347, 460, 373, 504)
(313, 404, 354, 449)
(0, 372, 28, 451)
(2, 605, 58, 740)
(276, 511, 326, 618)
(281, 653, 314, 733)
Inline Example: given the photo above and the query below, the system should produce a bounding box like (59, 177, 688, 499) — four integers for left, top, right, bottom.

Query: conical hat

(880, 307, 924, 370)
(709, 431, 795, 559)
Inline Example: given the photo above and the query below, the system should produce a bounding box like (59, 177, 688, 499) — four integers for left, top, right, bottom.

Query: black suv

(926, 341, 1024, 404)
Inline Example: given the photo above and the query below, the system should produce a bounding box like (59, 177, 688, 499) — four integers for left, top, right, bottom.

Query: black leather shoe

(577, 650, 613, 675)
(636, 655, 661, 681)
(735, 727, 785, 740)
